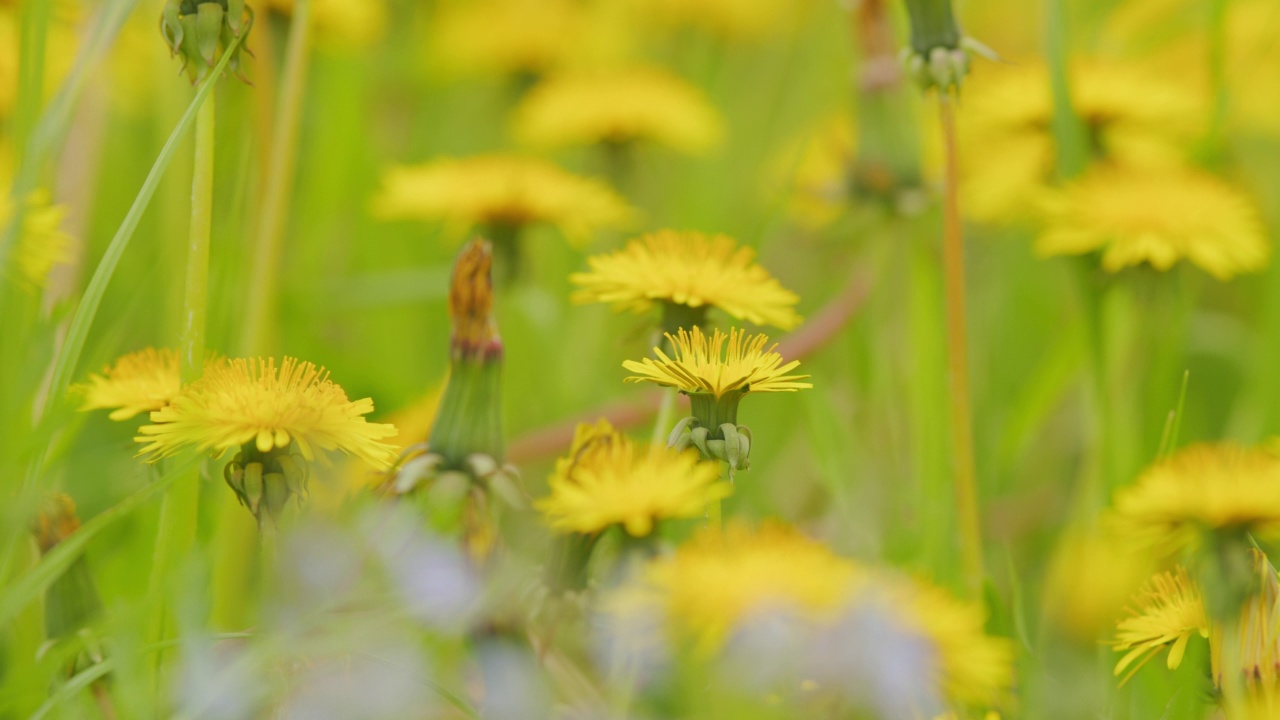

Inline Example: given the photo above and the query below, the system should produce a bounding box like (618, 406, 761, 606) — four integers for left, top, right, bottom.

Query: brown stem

(506, 267, 874, 464)
(939, 91, 984, 598)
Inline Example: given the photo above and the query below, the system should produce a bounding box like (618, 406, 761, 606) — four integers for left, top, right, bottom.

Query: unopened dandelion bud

(428, 239, 506, 469)
(32, 494, 104, 666)
(900, 0, 976, 91)
(160, 0, 254, 84)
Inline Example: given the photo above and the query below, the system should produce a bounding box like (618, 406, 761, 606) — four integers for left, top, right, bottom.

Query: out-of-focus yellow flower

(510, 66, 723, 154)
(624, 326, 811, 398)
(1113, 567, 1209, 681)
(634, 0, 814, 41)
(766, 112, 854, 230)
(959, 59, 1205, 223)
(571, 230, 802, 331)
(428, 0, 636, 77)
(262, 0, 386, 49)
(2, 188, 77, 290)
(1210, 554, 1280, 691)
(886, 574, 1014, 708)
(136, 357, 399, 469)
(535, 419, 729, 537)
(1036, 166, 1268, 280)
(636, 521, 862, 651)
(1110, 444, 1280, 559)
(74, 348, 183, 421)
(1042, 526, 1152, 644)
(0, 10, 15, 117)
(371, 155, 635, 245)
(1103, 0, 1280, 137)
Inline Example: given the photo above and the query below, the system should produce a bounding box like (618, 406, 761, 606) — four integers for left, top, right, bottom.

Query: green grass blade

(41, 32, 248, 445)
(30, 660, 115, 720)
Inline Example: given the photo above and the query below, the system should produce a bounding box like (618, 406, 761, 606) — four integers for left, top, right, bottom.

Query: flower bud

(32, 494, 106, 677)
(160, 0, 254, 84)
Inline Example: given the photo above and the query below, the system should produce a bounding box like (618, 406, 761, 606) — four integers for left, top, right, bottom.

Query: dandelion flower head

(75, 347, 183, 421)
(136, 357, 399, 469)
(1112, 567, 1209, 682)
(1110, 443, 1280, 558)
(535, 419, 731, 537)
(371, 155, 635, 245)
(1036, 166, 1268, 279)
(960, 59, 1206, 223)
(511, 66, 724, 154)
(428, 0, 634, 76)
(634, 521, 862, 651)
(623, 326, 811, 398)
(571, 230, 802, 330)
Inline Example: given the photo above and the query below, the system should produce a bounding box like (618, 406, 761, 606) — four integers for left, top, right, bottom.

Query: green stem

(938, 91, 984, 599)
(650, 387, 679, 446)
(239, 0, 312, 356)
(13, 0, 52, 168)
(148, 90, 217, 682)
(1204, 0, 1229, 165)
(1044, 0, 1088, 180)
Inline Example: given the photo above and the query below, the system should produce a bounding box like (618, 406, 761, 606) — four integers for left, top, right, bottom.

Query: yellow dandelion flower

(535, 419, 730, 537)
(638, 521, 862, 651)
(74, 347, 184, 421)
(261, 0, 386, 48)
(637, 0, 814, 40)
(959, 59, 1206, 223)
(880, 574, 1015, 707)
(2, 189, 77, 290)
(429, 0, 585, 76)
(624, 326, 811, 398)
(1211, 554, 1280, 690)
(571, 230, 802, 331)
(510, 66, 724, 154)
(136, 357, 399, 469)
(370, 155, 635, 245)
(1036, 166, 1268, 279)
(1112, 567, 1209, 681)
(765, 112, 855, 230)
(1111, 444, 1280, 558)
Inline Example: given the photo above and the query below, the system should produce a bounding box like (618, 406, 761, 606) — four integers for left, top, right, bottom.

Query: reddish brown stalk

(939, 91, 984, 597)
(507, 267, 874, 464)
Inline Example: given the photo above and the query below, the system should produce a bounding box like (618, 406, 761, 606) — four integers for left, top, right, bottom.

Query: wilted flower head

(1110, 443, 1280, 558)
(535, 418, 730, 537)
(75, 347, 183, 421)
(371, 155, 634, 245)
(1036, 165, 1269, 279)
(571, 230, 802, 331)
(136, 356, 399, 468)
(510, 66, 723, 154)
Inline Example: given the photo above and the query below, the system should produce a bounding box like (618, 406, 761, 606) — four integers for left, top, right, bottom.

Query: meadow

(2, 0, 1280, 718)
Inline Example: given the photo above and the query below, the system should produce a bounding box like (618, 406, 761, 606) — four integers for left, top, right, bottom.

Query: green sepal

(263, 472, 289, 521)
(195, 2, 224, 66)
(226, 0, 245, 35)
(242, 462, 264, 516)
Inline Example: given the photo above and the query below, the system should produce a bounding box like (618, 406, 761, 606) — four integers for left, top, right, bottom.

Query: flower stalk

(939, 90, 984, 598)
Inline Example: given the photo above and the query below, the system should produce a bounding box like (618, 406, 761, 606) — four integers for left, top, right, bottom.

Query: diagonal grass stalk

(147, 82, 221, 681)
(938, 91, 984, 599)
